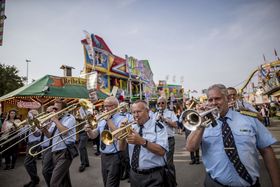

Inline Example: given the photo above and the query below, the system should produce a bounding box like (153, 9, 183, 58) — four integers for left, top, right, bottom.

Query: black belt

(208, 173, 260, 187)
(101, 151, 120, 156)
(52, 149, 67, 155)
(132, 166, 163, 175)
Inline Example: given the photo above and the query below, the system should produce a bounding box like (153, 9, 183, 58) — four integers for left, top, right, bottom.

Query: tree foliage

(0, 64, 24, 97)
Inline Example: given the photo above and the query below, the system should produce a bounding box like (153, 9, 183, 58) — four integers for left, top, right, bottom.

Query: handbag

(59, 134, 79, 160)
(163, 159, 177, 187)
(66, 143, 79, 159)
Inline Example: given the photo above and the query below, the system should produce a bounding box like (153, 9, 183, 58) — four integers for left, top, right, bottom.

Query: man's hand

(126, 129, 145, 145)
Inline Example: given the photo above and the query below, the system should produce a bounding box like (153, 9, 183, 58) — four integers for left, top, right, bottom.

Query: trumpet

(101, 120, 136, 145)
(181, 107, 220, 131)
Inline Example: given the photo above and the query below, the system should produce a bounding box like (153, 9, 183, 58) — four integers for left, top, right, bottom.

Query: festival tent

(0, 75, 108, 113)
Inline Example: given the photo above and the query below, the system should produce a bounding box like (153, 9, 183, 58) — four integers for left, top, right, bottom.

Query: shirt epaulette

(239, 110, 258, 118)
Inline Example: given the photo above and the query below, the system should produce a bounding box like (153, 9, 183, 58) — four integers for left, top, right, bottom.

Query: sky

(0, 0, 280, 96)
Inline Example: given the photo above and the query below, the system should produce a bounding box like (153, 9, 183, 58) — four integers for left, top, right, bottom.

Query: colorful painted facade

(81, 32, 156, 102)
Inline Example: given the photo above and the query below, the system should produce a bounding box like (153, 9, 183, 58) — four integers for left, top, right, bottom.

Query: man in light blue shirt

(86, 96, 127, 187)
(22, 109, 42, 187)
(155, 96, 178, 178)
(119, 100, 168, 187)
(49, 99, 76, 187)
(187, 84, 280, 187)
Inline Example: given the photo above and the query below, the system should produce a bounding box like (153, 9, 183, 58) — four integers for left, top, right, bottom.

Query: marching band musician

(85, 96, 127, 187)
(75, 107, 90, 172)
(49, 99, 77, 187)
(1, 109, 20, 170)
(186, 84, 280, 187)
(22, 109, 41, 187)
(39, 106, 56, 187)
(155, 96, 178, 179)
(119, 100, 168, 187)
(119, 102, 133, 181)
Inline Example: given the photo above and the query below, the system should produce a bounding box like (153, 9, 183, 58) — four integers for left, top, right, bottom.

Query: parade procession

(1, 1, 280, 187)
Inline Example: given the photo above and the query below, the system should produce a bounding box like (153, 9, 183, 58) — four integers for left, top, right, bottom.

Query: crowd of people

(0, 83, 279, 187)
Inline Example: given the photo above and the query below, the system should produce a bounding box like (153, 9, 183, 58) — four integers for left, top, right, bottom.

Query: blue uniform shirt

(201, 109, 277, 186)
(97, 113, 127, 154)
(41, 123, 56, 148)
(52, 114, 76, 152)
(155, 109, 178, 137)
(19, 125, 41, 143)
(128, 117, 169, 170)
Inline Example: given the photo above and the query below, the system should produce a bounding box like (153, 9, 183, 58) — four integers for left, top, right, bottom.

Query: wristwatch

(142, 139, 148, 148)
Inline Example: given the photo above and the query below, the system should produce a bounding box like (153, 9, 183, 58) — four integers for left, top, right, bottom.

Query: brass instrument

(181, 107, 220, 131)
(156, 108, 164, 122)
(28, 101, 129, 157)
(101, 120, 136, 145)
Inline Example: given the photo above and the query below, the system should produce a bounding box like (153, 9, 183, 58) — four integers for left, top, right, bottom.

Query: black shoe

(121, 172, 129, 180)
(23, 181, 33, 187)
(79, 165, 86, 172)
(94, 152, 100, 156)
(189, 160, 195, 165)
(4, 165, 10, 170)
(10, 165, 15, 169)
(85, 164, 90, 167)
(195, 160, 200, 164)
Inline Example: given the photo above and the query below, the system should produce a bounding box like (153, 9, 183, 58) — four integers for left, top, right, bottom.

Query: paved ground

(0, 119, 279, 187)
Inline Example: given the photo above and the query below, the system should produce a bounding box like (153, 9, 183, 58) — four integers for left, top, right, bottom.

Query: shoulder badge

(239, 110, 258, 118)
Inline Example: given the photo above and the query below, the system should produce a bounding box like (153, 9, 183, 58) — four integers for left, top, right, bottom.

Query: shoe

(85, 164, 90, 167)
(121, 171, 129, 180)
(23, 181, 33, 187)
(4, 165, 10, 170)
(94, 152, 100, 156)
(79, 165, 86, 172)
(10, 165, 15, 169)
(189, 160, 195, 165)
(195, 160, 200, 164)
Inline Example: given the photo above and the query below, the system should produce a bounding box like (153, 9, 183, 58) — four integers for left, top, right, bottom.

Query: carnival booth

(0, 74, 108, 119)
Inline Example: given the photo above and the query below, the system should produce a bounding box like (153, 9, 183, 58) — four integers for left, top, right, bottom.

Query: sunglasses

(157, 102, 165, 105)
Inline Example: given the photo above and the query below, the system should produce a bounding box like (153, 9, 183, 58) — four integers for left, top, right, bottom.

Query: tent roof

(0, 75, 108, 102)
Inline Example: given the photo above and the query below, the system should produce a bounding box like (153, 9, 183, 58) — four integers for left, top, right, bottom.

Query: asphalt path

(0, 120, 279, 187)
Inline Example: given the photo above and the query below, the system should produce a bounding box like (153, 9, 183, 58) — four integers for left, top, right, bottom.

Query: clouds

(0, 0, 279, 95)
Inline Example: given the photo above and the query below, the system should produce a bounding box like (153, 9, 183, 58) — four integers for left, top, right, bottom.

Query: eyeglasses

(104, 104, 114, 108)
(157, 102, 165, 105)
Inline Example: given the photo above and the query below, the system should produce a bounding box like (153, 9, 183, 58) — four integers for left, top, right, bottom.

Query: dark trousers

(24, 141, 40, 183)
(50, 149, 72, 187)
(42, 148, 53, 187)
(3, 141, 18, 168)
(190, 149, 200, 162)
(167, 137, 176, 180)
(130, 167, 164, 187)
(120, 145, 130, 178)
(78, 132, 89, 166)
(101, 153, 121, 187)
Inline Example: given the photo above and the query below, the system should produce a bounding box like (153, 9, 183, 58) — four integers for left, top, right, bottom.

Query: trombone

(28, 101, 129, 156)
(181, 107, 220, 131)
(101, 120, 136, 145)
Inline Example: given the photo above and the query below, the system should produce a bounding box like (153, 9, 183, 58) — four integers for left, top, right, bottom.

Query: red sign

(17, 101, 41, 109)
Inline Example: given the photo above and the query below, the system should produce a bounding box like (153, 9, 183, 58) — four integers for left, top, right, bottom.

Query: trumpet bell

(182, 107, 219, 131)
(181, 110, 202, 131)
(101, 130, 113, 145)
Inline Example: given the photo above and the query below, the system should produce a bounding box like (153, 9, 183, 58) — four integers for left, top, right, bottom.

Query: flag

(274, 49, 280, 60)
(262, 54, 266, 62)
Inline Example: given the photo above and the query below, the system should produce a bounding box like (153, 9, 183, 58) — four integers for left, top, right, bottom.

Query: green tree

(0, 63, 24, 97)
